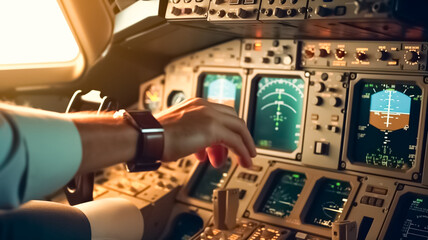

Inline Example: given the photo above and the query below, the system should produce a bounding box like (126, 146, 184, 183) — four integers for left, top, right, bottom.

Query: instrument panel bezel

(246, 160, 361, 238)
(342, 73, 427, 181)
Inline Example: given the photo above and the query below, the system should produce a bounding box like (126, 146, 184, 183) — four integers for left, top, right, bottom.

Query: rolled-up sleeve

(0, 106, 82, 209)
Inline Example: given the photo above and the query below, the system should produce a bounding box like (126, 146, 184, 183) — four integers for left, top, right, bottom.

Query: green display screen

(201, 73, 242, 112)
(188, 159, 231, 202)
(251, 76, 305, 152)
(258, 170, 306, 218)
(349, 80, 422, 169)
(305, 179, 351, 228)
(385, 193, 428, 239)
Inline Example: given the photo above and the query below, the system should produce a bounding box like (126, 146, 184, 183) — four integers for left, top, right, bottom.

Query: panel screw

(244, 211, 250, 218)
(340, 161, 346, 169)
(349, 72, 357, 80)
(296, 153, 302, 160)
(424, 76, 428, 84)
(412, 172, 420, 181)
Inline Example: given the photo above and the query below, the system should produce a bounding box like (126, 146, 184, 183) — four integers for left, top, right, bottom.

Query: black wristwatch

(118, 110, 164, 172)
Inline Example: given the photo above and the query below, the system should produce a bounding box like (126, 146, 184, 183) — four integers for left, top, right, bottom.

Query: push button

(314, 141, 329, 155)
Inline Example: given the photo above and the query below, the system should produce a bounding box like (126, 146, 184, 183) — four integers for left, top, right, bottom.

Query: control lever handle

(212, 188, 239, 230)
(332, 220, 357, 240)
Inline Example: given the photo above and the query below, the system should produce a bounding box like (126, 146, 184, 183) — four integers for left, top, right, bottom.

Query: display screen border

(194, 67, 248, 118)
(378, 185, 428, 239)
(341, 73, 427, 181)
(246, 160, 360, 238)
(244, 69, 310, 160)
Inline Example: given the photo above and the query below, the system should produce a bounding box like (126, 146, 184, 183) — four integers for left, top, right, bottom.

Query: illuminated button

(305, 49, 315, 58)
(311, 114, 319, 120)
(335, 49, 346, 59)
(331, 115, 339, 121)
(387, 59, 399, 66)
(254, 42, 262, 51)
(283, 55, 293, 65)
(361, 196, 369, 204)
(314, 82, 325, 92)
(355, 51, 368, 61)
(375, 198, 384, 207)
(314, 141, 329, 155)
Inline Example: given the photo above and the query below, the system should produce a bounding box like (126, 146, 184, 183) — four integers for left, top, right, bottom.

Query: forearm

(70, 113, 138, 175)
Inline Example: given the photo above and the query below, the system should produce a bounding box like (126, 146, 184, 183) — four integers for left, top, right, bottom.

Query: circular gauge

(251, 76, 305, 152)
(143, 84, 163, 112)
(167, 90, 186, 107)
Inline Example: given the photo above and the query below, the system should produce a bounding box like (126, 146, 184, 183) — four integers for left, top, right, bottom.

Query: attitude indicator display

(258, 170, 306, 218)
(251, 76, 305, 152)
(201, 73, 242, 112)
(385, 193, 428, 240)
(349, 80, 422, 169)
(305, 179, 351, 228)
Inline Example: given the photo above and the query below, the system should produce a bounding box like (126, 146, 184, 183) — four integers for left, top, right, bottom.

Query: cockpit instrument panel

(199, 72, 243, 112)
(343, 74, 427, 181)
(380, 186, 428, 240)
(246, 70, 309, 159)
(304, 179, 351, 228)
(256, 170, 306, 218)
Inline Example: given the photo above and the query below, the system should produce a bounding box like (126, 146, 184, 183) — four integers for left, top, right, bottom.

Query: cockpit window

(0, 0, 80, 65)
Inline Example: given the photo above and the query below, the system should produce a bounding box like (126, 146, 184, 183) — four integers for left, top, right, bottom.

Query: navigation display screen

(305, 179, 351, 228)
(258, 170, 306, 218)
(385, 193, 428, 240)
(349, 80, 422, 170)
(188, 158, 232, 202)
(251, 76, 305, 152)
(201, 73, 242, 112)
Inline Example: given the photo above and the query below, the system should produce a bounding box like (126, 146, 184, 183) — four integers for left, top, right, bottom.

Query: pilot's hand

(154, 98, 256, 168)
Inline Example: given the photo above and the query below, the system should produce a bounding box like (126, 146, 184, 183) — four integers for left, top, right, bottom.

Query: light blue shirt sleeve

(0, 106, 82, 209)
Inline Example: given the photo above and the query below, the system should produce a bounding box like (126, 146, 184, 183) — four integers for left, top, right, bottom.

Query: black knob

(274, 8, 287, 18)
(298, 7, 307, 14)
(183, 8, 192, 14)
(312, 96, 323, 106)
(217, 9, 226, 17)
(268, 0, 274, 4)
(227, 11, 237, 18)
(194, 5, 205, 15)
(314, 82, 326, 92)
(291, 0, 297, 4)
(261, 8, 273, 16)
(405, 51, 419, 63)
(238, 8, 250, 18)
(376, 50, 389, 61)
(171, 7, 181, 16)
(287, 8, 297, 17)
(317, 48, 329, 57)
(244, 57, 252, 63)
(280, 0, 286, 4)
(305, 49, 315, 58)
(215, 0, 223, 4)
(371, 2, 385, 13)
(315, 6, 332, 17)
(355, 51, 367, 61)
(335, 49, 346, 59)
(262, 57, 270, 64)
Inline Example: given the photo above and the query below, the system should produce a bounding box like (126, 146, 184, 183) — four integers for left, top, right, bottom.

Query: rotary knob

(238, 8, 250, 18)
(317, 48, 329, 57)
(274, 8, 287, 18)
(312, 96, 323, 106)
(355, 51, 367, 61)
(330, 97, 342, 107)
(194, 5, 206, 15)
(305, 49, 315, 58)
(335, 49, 346, 59)
(315, 6, 332, 17)
(217, 9, 226, 17)
(314, 82, 325, 92)
(405, 51, 419, 63)
(376, 50, 389, 61)
(171, 7, 181, 16)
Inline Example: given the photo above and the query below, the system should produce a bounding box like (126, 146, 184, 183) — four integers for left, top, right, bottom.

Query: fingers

(206, 144, 228, 168)
(194, 149, 208, 162)
(213, 123, 253, 168)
